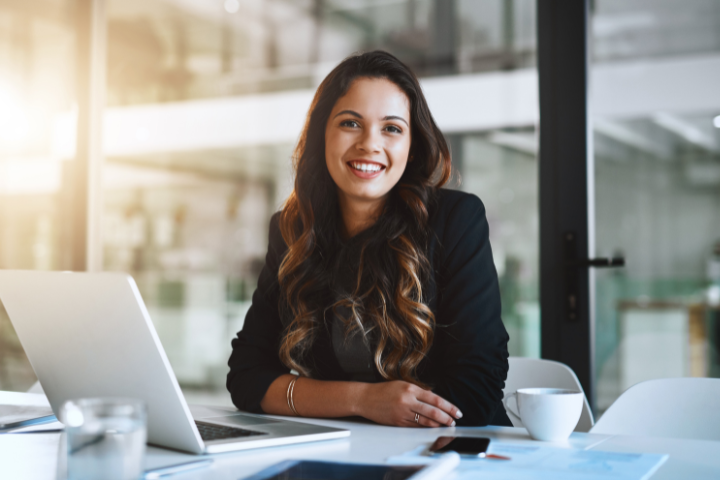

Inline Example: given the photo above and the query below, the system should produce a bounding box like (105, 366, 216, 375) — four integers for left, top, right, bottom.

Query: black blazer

(227, 189, 512, 427)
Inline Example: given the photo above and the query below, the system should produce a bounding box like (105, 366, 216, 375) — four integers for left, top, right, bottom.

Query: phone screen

(429, 436, 491, 456)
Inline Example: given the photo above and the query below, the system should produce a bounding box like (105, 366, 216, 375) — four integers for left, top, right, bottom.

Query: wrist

(351, 382, 372, 417)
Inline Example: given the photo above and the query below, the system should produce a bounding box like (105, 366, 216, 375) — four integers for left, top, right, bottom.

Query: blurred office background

(0, 0, 719, 414)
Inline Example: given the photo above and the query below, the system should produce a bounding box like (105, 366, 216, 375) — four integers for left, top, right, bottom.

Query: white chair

(503, 357, 594, 432)
(590, 378, 720, 441)
(26, 381, 44, 394)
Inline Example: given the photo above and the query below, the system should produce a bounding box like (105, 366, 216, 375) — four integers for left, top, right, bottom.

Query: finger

(402, 414, 442, 428)
(414, 400, 456, 427)
(400, 417, 423, 428)
(417, 390, 460, 418)
(416, 390, 462, 419)
(416, 414, 444, 428)
(404, 411, 424, 428)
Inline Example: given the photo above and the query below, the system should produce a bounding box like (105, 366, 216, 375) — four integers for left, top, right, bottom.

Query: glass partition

(101, 0, 540, 404)
(5, 0, 717, 407)
(592, 0, 720, 63)
(591, 0, 720, 413)
(106, 0, 538, 102)
(0, 0, 79, 391)
(458, 131, 539, 358)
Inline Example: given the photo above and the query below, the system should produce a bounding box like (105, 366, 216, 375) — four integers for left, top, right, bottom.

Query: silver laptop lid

(0, 270, 205, 454)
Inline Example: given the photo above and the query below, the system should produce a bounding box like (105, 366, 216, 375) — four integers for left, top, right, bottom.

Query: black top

(227, 189, 512, 427)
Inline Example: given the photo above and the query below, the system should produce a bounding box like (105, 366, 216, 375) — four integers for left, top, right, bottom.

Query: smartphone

(428, 436, 491, 457)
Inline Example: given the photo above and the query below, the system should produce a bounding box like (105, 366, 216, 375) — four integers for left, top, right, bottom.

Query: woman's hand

(355, 381, 463, 427)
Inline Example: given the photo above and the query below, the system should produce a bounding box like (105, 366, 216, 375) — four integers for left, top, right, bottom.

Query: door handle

(568, 257, 625, 268)
(564, 232, 625, 321)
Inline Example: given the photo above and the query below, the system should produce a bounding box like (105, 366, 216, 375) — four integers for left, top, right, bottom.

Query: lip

(346, 159, 386, 179)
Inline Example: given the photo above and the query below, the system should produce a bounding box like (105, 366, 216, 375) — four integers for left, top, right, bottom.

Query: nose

(356, 127, 381, 154)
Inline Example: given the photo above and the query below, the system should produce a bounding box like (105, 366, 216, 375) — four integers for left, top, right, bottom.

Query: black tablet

(243, 460, 423, 480)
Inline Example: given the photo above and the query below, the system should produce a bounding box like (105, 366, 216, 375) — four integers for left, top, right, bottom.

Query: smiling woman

(325, 78, 411, 237)
(227, 51, 512, 428)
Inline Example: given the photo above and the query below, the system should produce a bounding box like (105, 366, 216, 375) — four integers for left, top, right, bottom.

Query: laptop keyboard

(195, 421, 268, 441)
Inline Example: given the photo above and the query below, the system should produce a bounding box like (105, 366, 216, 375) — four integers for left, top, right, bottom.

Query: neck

(337, 192, 386, 239)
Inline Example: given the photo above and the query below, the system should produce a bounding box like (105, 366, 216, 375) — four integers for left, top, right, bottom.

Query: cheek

(325, 131, 349, 164)
(389, 141, 411, 175)
(391, 160, 409, 181)
(324, 133, 340, 171)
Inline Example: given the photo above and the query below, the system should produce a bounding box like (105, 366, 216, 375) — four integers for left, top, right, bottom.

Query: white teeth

(350, 162, 382, 172)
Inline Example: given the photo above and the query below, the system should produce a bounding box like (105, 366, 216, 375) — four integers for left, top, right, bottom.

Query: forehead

(332, 77, 410, 116)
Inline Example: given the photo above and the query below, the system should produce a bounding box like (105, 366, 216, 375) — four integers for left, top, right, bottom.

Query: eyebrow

(334, 109, 409, 127)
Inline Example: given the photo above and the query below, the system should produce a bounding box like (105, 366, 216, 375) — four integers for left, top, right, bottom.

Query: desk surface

(2, 401, 720, 479)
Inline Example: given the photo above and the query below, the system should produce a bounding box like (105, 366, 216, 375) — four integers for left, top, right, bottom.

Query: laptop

(0, 270, 349, 454)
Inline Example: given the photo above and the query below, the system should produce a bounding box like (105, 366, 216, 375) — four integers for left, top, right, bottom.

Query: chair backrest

(27, 381, 44, 394)
(503, 357, 594, 432)
(590, 378, 720, 441)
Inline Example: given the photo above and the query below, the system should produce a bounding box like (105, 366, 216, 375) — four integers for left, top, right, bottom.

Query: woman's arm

(228, 214, 460, 427)
(227, 213, 290, 411)
(260, 374, 461, 428)
(426, 192, 510, 427)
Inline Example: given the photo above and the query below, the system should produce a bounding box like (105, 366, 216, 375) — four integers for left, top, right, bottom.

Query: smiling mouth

(347, 161, 386, 173)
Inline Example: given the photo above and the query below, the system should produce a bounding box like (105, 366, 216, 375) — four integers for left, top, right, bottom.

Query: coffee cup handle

(503, 392, 522, 423)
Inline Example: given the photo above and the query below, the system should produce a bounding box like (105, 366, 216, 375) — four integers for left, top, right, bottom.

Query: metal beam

(72, 0, 106, 272)
(537, 0, 596, 410)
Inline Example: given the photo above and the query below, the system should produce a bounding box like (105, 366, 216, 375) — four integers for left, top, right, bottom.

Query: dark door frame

(537, 0, 596, 411)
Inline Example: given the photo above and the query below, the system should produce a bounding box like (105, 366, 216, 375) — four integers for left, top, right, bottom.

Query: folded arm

(226, 213, 460, 427)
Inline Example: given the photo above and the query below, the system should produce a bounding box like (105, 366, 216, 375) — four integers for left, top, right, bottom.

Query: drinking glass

(60, 398, 146, 480)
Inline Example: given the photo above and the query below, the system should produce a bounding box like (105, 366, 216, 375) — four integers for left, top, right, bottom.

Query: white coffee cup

(503, 388, 583, 441)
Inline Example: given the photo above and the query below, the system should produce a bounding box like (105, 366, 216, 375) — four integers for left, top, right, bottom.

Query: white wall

(51, 54, 720, 158)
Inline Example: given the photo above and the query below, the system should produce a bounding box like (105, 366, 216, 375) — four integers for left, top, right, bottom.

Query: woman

(227, 51, 511, 428)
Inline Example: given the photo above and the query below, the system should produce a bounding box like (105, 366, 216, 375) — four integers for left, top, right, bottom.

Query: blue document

(389, 444, 668, 480)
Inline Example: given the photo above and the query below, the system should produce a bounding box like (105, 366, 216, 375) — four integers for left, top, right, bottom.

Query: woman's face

(325, 77, 412, 208)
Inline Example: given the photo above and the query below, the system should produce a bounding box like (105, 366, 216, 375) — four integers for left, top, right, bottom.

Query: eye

(384, 125, 402, 134)
(340, 119, 360, 128)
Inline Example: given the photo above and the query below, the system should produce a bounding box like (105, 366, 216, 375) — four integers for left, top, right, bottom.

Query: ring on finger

(414, 413, 420, 423)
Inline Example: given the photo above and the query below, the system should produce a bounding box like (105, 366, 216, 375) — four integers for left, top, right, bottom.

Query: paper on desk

(0, 391, 55, 430)
(0, 404, 54, 428)
(4, 420, 65, 433)
(388, 444, 668, 480)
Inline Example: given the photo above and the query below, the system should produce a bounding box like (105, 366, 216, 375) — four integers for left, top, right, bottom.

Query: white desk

(3, 402, 720, 479)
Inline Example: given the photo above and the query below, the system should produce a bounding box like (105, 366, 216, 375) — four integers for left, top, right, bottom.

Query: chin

(340, 185, 381, 201)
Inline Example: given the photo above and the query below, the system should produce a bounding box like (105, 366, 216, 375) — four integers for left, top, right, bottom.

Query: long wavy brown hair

(278, 51, 451, 387)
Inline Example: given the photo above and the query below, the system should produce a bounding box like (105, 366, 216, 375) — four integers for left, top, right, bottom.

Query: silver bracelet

(286, 375, 299, 416)
(290, 376, 300, 416)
